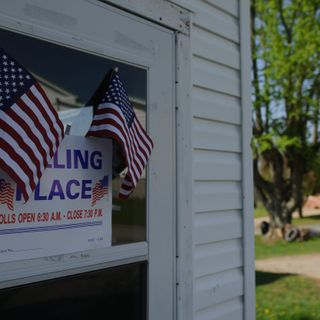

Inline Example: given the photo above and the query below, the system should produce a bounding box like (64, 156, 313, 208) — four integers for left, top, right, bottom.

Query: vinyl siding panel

(194, 181, 242, 213)
(195, 297, 244, 320)
(194, 150, 241, 181)
(193, 119, 241, 153)
(195, 239, 243, 277)
(192, 87, 241, 125)
(192, 27, 240, 70)
(204, 0, 239, 17)
(194, 210, 242, 244)
(170, 0, 244, 319)
(192, 3, 239, 43)
(193, 56, 240, 97)
(195, 268, 244, 311)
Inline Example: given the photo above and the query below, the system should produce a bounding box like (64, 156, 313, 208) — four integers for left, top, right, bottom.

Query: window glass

(0, 262, 147, 320)
(0, 28, 147, 245)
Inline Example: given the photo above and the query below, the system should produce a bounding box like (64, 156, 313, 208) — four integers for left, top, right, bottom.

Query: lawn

(256, 271, 320, 320)
(254, 205, 320, 226)
(255, 235, 320, 260)
(256, 231, 320, 319)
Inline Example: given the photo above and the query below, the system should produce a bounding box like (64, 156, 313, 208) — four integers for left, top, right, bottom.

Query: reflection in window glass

(0, 28, 147, 245)
(0, 262, 147, 319)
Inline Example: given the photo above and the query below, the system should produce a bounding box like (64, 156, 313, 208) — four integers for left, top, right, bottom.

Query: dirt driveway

(256, 254, 320, 280)
(255, 209, 320, 279)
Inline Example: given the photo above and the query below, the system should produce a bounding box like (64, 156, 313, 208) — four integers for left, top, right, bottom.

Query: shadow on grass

(256, 271, 291, 286)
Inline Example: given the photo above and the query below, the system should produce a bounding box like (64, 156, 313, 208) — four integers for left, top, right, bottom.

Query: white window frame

(0, 1, 176, 319)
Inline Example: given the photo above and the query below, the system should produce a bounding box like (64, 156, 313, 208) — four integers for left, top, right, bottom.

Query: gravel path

(256, 254, 320, 280)
(255, 209, 320, 279)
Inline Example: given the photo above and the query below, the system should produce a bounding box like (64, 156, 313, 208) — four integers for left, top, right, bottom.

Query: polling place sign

(0, 135, 112, 263)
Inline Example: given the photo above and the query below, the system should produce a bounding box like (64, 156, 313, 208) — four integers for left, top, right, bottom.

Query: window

(0, 262, 146, 320)
(0, 28, 147, 245)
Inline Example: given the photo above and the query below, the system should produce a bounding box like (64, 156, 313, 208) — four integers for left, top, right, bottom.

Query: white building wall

(171, 1, 248, 319)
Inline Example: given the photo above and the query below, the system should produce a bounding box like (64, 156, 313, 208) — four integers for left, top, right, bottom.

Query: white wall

(170, 1, 253, 319)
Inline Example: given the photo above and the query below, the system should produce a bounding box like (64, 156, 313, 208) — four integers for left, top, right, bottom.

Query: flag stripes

(88, 104, 153, 198)
(87, 71, 153, 198)
(0, 48, 64, 202)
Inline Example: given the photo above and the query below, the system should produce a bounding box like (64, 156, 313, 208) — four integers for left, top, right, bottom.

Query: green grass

(254, 205, 320, 226)
(254, 205, 268, 218)
(256, 271, 320, 320)
(255, 235, 320, 260)
(293, 214, 320, 226)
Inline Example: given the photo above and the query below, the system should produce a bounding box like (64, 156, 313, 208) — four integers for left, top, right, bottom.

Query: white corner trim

(175, 32, 194, 320)
(240, 0, 256, 319)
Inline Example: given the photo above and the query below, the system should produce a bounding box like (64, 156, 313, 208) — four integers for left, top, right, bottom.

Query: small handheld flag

(92, 175, 109, 206)
(86, 70, 153, 199)
(0, 178, 14, 211)
(0, 48, 64, 202)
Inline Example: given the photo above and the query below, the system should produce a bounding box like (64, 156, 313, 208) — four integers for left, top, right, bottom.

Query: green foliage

(252, 133, 301, 156)
(252, 0, 320, 224)
(253, 0, 320, 139)
(256, 272, 320, 320)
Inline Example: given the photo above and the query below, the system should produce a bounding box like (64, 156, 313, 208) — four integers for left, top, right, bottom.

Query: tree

(251, 0, 320, 229)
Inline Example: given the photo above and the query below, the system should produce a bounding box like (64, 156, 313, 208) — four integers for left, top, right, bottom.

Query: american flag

(0, 48, 64, 202)
(87, 71, 153, 198)
(0, 178, 14, 211)
(92, 175, 109, 206)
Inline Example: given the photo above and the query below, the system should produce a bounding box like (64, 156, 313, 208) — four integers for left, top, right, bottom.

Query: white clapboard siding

(193, 27, 240, 70)
(195, 268, 244, 311)
(193, 57, 240, 97)
(193, 119, 241, 152)
(170, 0, 245, 319)
(192, 87, 241, 125)
(194, 210, 242, 244)
(203, 0, 239, 17)
(194, 239, 243, 277)
(194, 150, 241, 181)
(167, 0, 246, 317)
(195, 297, 244, 320)
(194, 181, 242, 213)
(192, 2, 239, 43)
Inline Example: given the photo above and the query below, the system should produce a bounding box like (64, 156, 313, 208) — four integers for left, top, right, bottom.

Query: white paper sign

(0, 135, 112, 263)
